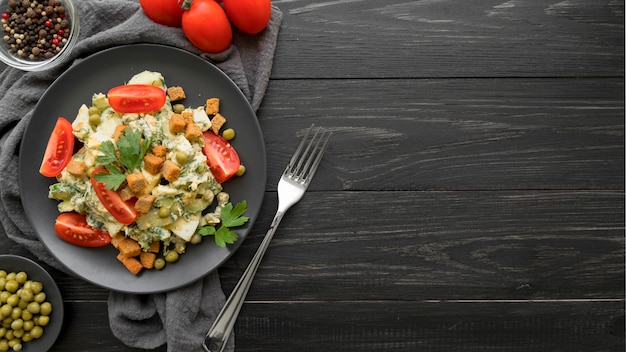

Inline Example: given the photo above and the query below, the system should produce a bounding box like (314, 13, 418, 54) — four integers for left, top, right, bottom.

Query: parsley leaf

(197, 201, 249, 247)
(93, 165, 127, 190)
(94, 128, 151, 190)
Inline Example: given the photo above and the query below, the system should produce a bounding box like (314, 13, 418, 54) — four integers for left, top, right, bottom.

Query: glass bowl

(0, 0, 79, 71)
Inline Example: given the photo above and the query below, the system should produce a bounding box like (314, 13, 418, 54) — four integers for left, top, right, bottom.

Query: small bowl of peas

(0, 254, 63, 352)
(0, 0, 79, 71)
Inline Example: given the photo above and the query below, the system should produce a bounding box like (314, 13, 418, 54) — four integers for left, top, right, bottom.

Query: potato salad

(45, 70, 245, 274)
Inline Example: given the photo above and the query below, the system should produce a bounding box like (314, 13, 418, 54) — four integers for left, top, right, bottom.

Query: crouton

(110, 234, 125, 249)
(169, 113, 187, 133)
(210, 113, 226, 134)
(117, 252, 143, 275)
(139, 251, 157, 269)
(185, 123, 203, 141)
(152, 145, 167, 157)
(205, 98, 219, 115)
(146, 241, 160, 253)
(66, 160, 88, 177)
(143, 153, 165, 175)
(113, 125, 129, 141)
(118, 238, 142, 257)
(119, 186, 134, 201)
(181, 110, 194, 125)
(162, 160, 181, 182)
(167, 86, 186, 102)
(135, 194, 156, 214)
(126, 172, 148, 194)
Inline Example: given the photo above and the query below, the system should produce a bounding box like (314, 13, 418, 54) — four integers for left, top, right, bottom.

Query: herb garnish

(94, 128, 152, 190)
(197, 201, 249, 247)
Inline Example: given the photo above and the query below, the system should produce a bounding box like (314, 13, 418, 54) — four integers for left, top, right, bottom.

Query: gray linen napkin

(0, 0, 282, 351)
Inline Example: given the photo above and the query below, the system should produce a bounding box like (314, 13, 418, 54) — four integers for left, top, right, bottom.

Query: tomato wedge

(54, 212, 111, 247)
(107, 84, 166, 114)
(202, 131, 241, 183)
(39, 117, 75, 177)
(90, 169, 138, 225)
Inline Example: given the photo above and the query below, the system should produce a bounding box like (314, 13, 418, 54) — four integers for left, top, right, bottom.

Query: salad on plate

(39, 70, 248, 275)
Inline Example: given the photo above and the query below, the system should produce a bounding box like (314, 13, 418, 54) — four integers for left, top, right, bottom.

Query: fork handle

(203, 210, 286, 352)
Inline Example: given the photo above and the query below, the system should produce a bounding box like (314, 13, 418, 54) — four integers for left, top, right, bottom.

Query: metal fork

(203, 124, 331, 352)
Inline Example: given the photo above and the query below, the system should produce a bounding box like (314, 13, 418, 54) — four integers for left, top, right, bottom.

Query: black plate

(19, 44, 266, 294)
(0, 255, 64, 351)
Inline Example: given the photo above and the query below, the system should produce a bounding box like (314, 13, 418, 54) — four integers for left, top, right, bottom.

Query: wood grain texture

(271, 0, 624, 79)
(0, 0, 623, 350)
(256, 78, 624, 191)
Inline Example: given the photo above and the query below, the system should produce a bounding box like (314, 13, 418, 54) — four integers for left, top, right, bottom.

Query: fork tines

(285, 125, 331, 184)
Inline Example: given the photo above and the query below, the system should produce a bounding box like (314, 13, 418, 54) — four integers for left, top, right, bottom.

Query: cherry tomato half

(182, 0, 232, 53)
(39, 117, 75, 177)
(90, 169, 139, 225)
(223, 0, 271, 35)
(107, 84, 167, 114)
(54, 212, 111, 247)
(140, 0, 185, 27)
(202, 131, 241, 183)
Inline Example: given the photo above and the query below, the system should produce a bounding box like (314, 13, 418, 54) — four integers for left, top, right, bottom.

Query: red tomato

(202, 131, 241, 183)
(54, 212, 111, 247)
(107, 84, 167, 114)
(140, 0, 185, 27)
(39, 117, 75, 177)
(90, 169, 139, 225)
(223, 0, 271, 35)
(182, 0, 232, 53)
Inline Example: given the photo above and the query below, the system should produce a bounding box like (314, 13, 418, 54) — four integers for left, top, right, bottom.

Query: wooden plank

(5, 190, 622, 302)
(232, 301, 625, 352)
(257, 78, 624, 191)
(218, 190, 625, 300)
(48, 300, 624, 351)
(271, 0, 624, 78)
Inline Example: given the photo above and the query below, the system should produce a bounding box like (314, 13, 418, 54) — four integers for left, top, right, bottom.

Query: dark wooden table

(1, 0, 624, 351)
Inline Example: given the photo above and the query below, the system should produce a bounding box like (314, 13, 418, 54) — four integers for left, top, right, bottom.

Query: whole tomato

(182, 0, 232, 53)
(140, 0, 185, 27)
(223, 0, 271, 35)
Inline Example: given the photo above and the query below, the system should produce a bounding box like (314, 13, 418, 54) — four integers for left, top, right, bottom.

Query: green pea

(34, 292, 46, 303)
(29, 325, 43, 339)
(39, 302, 52, 316)
(4, 280, 18, 294)
(14, 272, 27, 285)
(19, 288, 33, 303)
(164, 251, 179, 263)
(26, 302, 39, 315)
(190, 233, 202, 245)
(10, 319, 23, 331)
(222, 128, 235, 141)
(235, 164, 246, 177)
(0, 340, 7, 352)
(153, 258, 165, 270)
(6, 294, 18, 307)
(36, 315, 49, 327)
(175, 150, 188, 164)
(29, 281, 42, 295)
(0, 292, 9, 304)
(0, 271, 5, 278)
(158, 207, 170, 218)
(173, 104, 185, 114)
(87, 106, 100, 116)
(4, 273, 15, 282)
(22, 319, 33, 332)
(0, 304, 10, 317)
(89, 114, 101, 126)
(11, 307, 21, 320)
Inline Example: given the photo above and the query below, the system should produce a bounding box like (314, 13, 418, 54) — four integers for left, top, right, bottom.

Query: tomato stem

(178, 0, 193, 10)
